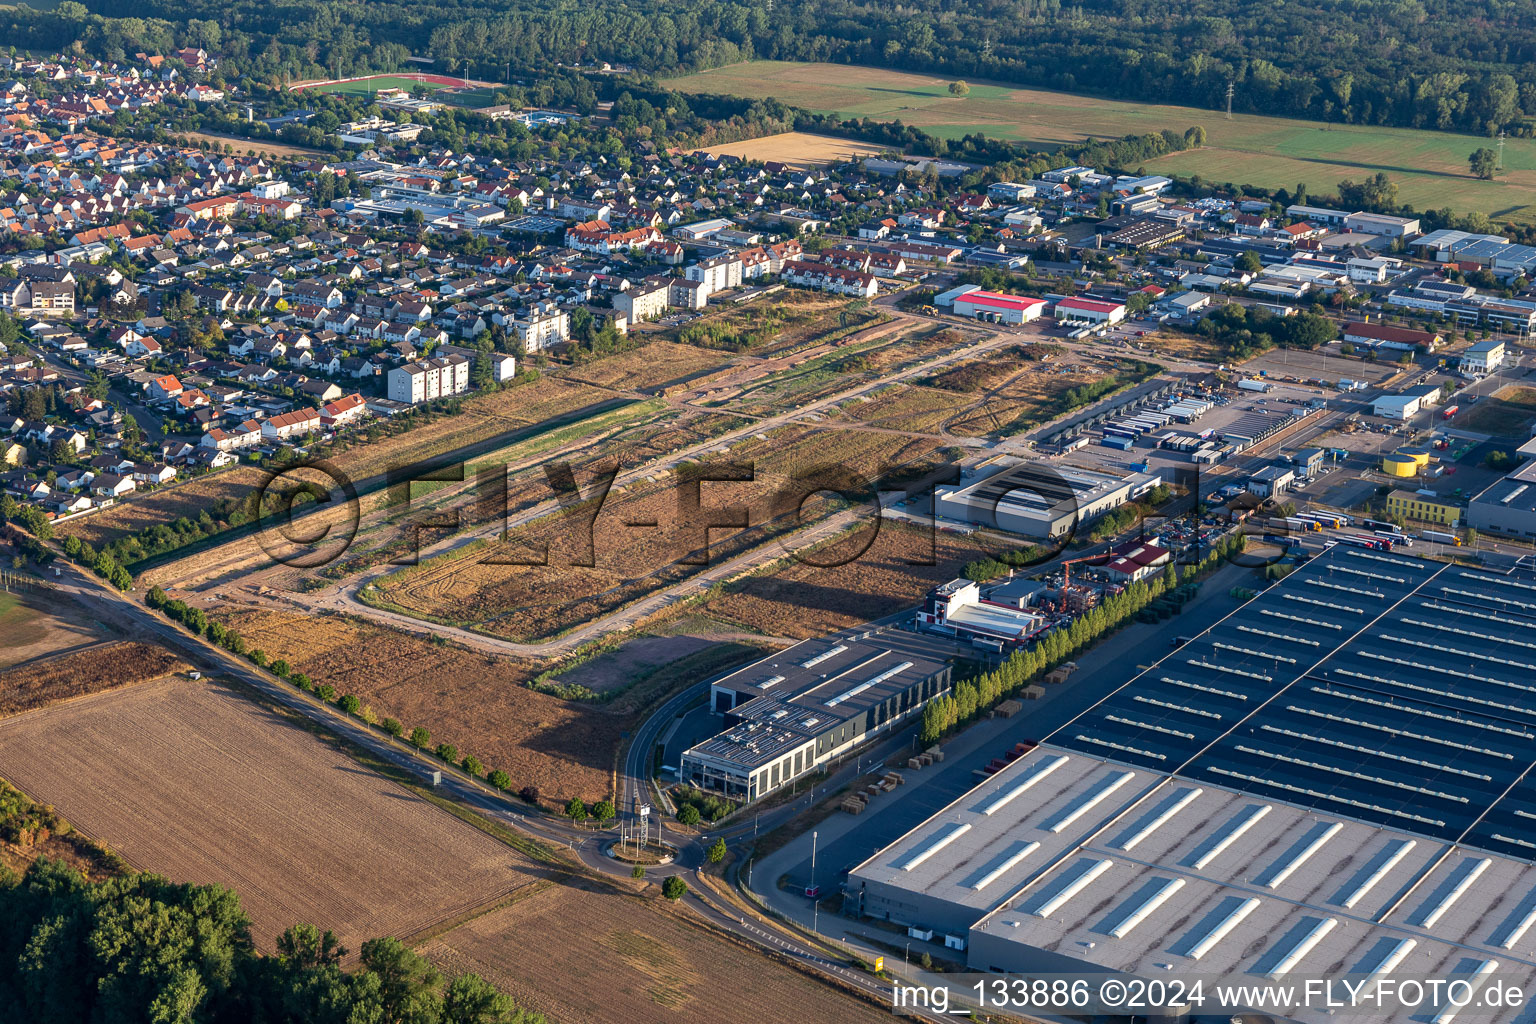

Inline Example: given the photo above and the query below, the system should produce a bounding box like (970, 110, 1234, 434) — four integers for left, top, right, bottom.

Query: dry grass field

(0, 640, 187, 717)
(1457, 385, 1536, 436)
(63, 378, 619, 559)
(563, 341, 734, 391)
(57, 466, 269, 551)
(210, 607, 622, 802)
(175, 131, 326, 158)
(0, 675, 538, 950)
(669, 60, 1536, 219)
(422, 885, 893, 1024)
(0, 590, 113, 670)
(695, 524, 988, 638)
(686, 131, 893, 167)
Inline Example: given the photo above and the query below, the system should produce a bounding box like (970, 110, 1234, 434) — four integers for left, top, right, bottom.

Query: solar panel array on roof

(1051, 546, 1536, 857)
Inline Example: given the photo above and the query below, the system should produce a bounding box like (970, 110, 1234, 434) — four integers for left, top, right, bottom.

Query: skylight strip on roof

(1339, 840, 1419, 910)
(1105, 714, 1194, 740)
(1258, 725, 1491, 781)
(1030, 859, 1113, 919)
(1161, 676, 1249, 701)
(800, 644, 847, 669)
(1417, 857, 1491, 929)
(897, 821, 972, 872)
(1233, 744, 1469, 804)
(1284, 704, 1515, 759)
(1310, 684, 1534, 739)
(1257, 821, 1343, 889)
(1358, 937, 1417, 978)
(1042, 771, 1135, 833)
(1133, 695, 1222, 720)
(1189, 803, 1272, 871)
(1492, 891, 1536, 950)
(1429, 960, 1498, 1024)
(1209, 767, 1445, 829)
(1113, 787, 1203, 851)
(1105, 877, 1185, 939)
(1073, 736, 1167, 761)
(1183, 897, 1261, 961)
(1264, 917, 1338, 977)
(966, 841, 1040, 892)
(824, 660, 913, 707)
(978, 754, 1067, 816)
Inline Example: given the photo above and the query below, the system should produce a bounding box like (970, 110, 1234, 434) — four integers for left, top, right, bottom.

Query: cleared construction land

(0, 675, 536, 949)
(667, 60, 1536, 219)
(422, 885, 893, 1024)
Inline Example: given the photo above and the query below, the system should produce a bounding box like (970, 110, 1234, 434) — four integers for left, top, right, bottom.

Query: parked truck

(1237, 379, 1273, 393)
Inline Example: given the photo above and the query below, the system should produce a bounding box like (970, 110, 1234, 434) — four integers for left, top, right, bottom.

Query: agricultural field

(0, 640, 187, 717)
(206, 606, 622, 802)
(0, 675, 538, 950)
(422, 885, 893, 1024)
(692, 524, 990, 639)
(1457, 385, 1536, 436)
(686, 131, 893, 168)
(668, 61, 1536, 219)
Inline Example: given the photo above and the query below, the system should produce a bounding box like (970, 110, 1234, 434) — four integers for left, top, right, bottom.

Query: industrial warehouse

(933, 461, 1164, 538)
(846, 547, 1536, 1022)
(679, 629, 958, 802)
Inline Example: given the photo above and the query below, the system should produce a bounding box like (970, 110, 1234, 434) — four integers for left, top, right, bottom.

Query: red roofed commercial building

(1054, 296, 1127, 325)
(952, 289, 1047, 324)
(1101, 539, 1172, 583)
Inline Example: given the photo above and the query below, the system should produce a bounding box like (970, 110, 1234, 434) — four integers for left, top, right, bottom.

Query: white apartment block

(512, 309, 570, 352)
(614, 280, 670, 323)
(387, 354, 471, 404)
(685, 253, 743, 293)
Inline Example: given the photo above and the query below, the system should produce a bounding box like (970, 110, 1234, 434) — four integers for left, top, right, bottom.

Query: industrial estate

(13, 7, 1536, 1022)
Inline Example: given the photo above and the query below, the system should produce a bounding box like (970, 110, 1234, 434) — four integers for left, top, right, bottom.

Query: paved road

(48, 558, 936, 1016)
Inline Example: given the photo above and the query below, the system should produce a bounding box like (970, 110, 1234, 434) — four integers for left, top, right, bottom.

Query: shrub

(382, 718, 403, 738)
(435, 743, 458, 763)
(358, 704, 378, 725)
(676, 805, 700, 827)
(488, 770, 511, 791)
(707, 838, 726, 864)
(631, 865, 646, 880)
(248, 649, 268, 668)
(315, 684, 336, 702)
(338, 695, 361, 714)
(408, 727, 430, 748)
(518, 785, 540, 804)
(661, 876, 686, 901)
(591, 799, 615, 823)
(269, 659, 290, 679)
(289, 672, 311, 690)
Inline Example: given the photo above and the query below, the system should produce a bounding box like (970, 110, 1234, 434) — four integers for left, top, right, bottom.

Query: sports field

(667, 61, 1536, 220)
(293, 74, 504, 108)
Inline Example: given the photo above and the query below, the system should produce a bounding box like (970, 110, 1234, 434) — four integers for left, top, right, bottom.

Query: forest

(11, 0, 1536, 138)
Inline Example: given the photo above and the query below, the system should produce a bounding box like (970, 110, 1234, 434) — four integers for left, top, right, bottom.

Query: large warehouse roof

(1054, 546, 1536, 858)
(851, 548, 1536, 1020)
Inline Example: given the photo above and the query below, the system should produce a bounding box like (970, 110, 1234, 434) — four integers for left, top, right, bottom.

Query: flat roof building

(681, 629, 957, 802)
(934, 461, 1163, 539)
(848, 548, 1536, 1020)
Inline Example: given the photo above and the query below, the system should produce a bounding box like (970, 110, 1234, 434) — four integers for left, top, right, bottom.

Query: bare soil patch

(685, 131, 892, 168)
(210, 607, 621, 803)
(0, 676, 538, 950)
(555, 635, 713, 693)
(422, 885, 892, 1024)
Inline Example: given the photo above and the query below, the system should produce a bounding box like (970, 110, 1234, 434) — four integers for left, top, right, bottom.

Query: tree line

(921, 533, 1245, 744)
(0, 858, 541, 1024)
(25, 0, 1536, 138)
